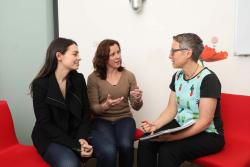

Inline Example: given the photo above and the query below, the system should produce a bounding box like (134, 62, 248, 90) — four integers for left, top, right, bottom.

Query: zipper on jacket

(47, 96, 66, 106)
(69, 91, 82, 105)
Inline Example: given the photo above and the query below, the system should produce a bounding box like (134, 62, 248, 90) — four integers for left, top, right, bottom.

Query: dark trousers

(43, 143, 81, 167)
(137, 120, 224, 167)
(91, 117, 136, 167)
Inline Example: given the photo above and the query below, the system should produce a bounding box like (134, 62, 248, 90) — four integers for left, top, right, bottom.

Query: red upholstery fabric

(0, 101, 18, 150)
(194, 93, 250, 167)
(0, 100, 50, 167)
(0, 145, 49, 167)
(134, 128, 144, 140)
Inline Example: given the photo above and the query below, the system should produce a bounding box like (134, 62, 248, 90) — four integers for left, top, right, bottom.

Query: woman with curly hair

(87, 39, 143, 167)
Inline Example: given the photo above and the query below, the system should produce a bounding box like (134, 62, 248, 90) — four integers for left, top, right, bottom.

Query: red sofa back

(220, 93, 250, 143)
(0, 101, 18, 151)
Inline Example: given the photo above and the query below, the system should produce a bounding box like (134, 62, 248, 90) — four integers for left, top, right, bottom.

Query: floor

(83, 149, 202, 167)
(84, 158, 201, 167)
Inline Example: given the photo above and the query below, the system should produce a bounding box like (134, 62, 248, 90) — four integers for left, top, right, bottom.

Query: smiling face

(169, 40, 191, 69)
(107, 44, 121, 70)
(57, 44, 81, 71)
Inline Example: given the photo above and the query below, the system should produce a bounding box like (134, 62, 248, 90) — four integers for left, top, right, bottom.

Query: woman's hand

(140, 120, 157, 134)
(130, 86, 143, 103)
(141, 120, 176, 142)
(102, 94, 124, 111)
(78, 139, 93, 157)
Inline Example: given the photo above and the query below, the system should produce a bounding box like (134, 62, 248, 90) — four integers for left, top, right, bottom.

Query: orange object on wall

(200, 45, 228, 62)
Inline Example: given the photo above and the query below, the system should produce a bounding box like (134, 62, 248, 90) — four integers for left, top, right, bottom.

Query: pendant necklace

(185, 64, 199, 79)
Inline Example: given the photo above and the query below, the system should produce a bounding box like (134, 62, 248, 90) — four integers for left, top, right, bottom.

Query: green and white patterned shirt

(170, 67, 223, 134)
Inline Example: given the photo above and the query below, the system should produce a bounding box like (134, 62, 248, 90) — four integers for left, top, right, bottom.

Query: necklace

(184, 64, 199, 79)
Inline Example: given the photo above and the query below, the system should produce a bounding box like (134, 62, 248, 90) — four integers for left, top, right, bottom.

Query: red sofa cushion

(0, 101, 18, 150)
(194, 93, 250, 167)
(194, 139, 250, 167)
(0, 100, 50, 167)
(0, 144, 49, 167)
(134, 128, 144, 140)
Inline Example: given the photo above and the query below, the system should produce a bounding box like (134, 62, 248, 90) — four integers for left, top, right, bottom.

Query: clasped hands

(102, 87, 142, 110)
(78, 139, 93, 157)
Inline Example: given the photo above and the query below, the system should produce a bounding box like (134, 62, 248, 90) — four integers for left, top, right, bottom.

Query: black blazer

(31, 71, 90, 155)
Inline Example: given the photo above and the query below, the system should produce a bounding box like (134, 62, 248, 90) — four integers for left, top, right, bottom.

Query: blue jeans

(91, 117, 136, 167)
(43, 143, 81, 167)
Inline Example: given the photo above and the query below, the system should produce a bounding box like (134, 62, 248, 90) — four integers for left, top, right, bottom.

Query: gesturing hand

(140, 120, 157, 134)
(130, 86, 143, 102)
(79, 139, 93, 157)
(102, 94, 124, 111)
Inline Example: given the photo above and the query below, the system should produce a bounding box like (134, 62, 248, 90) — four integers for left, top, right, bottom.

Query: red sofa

(0, 100, 49, 167)
(194, 93, 250, 167)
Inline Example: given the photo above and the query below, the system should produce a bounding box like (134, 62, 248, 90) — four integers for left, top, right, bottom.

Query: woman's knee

(56, 157, 81, 167)
(138, 140, 154, 151)
(158, 147, 183, 167)
(43, 143, 81, 167)
(95, 143, 116, 160)
(44, 152, 81, 167)
(115, 118, 135, 149)
(118, 139, 133, 153)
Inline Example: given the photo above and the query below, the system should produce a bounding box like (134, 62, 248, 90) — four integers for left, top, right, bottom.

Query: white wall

(58, 0, 250, 123)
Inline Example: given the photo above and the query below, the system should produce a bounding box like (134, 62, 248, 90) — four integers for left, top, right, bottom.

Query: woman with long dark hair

(87, 39, 143, 167)
(30, 38, 93, 167)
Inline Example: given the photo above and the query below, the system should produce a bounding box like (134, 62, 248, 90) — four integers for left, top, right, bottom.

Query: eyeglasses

(170, 48, 189, 55)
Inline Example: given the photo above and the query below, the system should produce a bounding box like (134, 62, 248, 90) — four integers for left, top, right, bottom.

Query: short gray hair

(173, 33, 204, 62)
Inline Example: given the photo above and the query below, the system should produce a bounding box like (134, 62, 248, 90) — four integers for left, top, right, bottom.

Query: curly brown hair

(93, 39, 124, 80)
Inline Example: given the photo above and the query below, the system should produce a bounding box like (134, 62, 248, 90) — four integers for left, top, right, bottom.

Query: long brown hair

(29, 37, 77, 95)
(93, 39, 124, 80)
